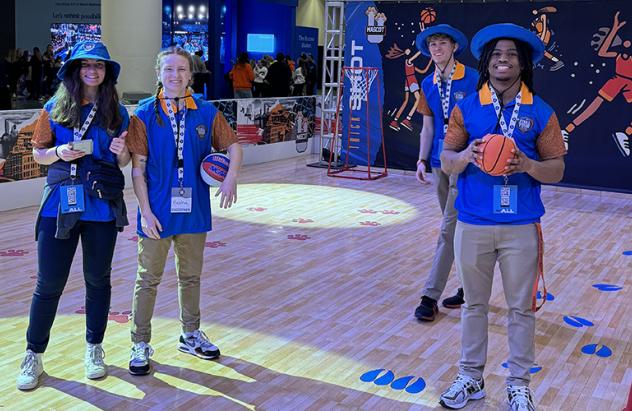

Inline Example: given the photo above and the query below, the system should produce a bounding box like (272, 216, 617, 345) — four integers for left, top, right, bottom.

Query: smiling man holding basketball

(439, 24, 566, 411)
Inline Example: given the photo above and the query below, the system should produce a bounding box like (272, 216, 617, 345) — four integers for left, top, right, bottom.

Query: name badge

(60, 184, 85, 214)
(493, 185, 518, 214)
(171, 187, 192, 213)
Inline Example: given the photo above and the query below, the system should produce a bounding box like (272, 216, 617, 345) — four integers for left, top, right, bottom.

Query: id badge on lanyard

(166, 100, 192, 213)
(60, 104, 97, 214)
(489, 84, 522, 214)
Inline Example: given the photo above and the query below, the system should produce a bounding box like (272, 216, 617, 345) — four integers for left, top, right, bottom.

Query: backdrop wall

(343, 0, 632, 193)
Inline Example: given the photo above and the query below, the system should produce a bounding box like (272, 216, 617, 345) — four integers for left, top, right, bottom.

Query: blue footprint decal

(563, 315, 594, 328)
(405, 377, 426, 394)
(536, 291, 555, 301)
(390, 375, 414, 390)
(360, 369, 384, 382)
(592, 284, 623, 292)
(501, 362, 542, 374)
(359, 369, 426, 394)
(581, 344, 612, 358)
(374, 370, 395, 386)
(622, 250, 632, 256)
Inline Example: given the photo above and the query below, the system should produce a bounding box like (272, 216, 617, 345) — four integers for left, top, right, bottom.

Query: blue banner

(295, 26, 318, 59)
(341, 2, 385, 167)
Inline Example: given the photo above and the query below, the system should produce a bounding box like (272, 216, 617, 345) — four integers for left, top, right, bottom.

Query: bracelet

(54, 145, 61, 159)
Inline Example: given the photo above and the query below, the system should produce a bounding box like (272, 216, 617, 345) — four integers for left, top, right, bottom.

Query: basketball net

(344, 67, 379, 111)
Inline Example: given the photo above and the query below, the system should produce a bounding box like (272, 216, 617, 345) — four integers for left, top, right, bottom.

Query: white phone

(70, 140, 93, 154)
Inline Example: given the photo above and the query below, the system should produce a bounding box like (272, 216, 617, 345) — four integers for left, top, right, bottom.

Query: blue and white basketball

(200, 153, 230, 186)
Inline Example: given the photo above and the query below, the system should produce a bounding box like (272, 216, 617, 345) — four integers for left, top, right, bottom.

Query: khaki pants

(455, 221, 538, 386)
(421, 167, 459, 300)
(131, 232, 207, 343)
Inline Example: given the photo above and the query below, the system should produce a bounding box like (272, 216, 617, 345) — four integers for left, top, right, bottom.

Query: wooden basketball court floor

(0, 155, 630, 410)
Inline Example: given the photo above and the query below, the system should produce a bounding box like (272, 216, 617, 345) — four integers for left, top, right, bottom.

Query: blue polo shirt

(36, 99, 129, 221)
(419, 62, 478, 168)
(445, 82, 567, 225)
(128, 93, 237, 238)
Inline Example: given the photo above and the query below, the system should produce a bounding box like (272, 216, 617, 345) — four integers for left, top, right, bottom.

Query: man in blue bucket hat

(412, 24, 479, 322)
(438, 23, 566, 411)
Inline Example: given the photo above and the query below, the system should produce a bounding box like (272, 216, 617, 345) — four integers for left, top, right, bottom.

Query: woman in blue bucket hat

(17, 40, 130, 390)
(438, 24, 565, 411)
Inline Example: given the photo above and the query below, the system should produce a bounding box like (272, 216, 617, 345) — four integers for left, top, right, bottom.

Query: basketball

(200, 153, 230, 186)
(420, 7, 436, 25)
(476, 134, 517, 176)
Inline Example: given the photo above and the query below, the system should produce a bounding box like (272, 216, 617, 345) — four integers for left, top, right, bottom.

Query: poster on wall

(0, 111, 45, 183)
(344, 0, 632, 193)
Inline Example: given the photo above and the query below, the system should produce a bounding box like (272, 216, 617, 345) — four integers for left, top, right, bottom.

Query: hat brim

(416, 25, 468, 58)
(470, 23, 545, 64)
(57, 55, 121, 81)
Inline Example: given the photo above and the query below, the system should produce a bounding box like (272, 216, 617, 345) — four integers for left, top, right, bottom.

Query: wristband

(54, 145, 61, 159)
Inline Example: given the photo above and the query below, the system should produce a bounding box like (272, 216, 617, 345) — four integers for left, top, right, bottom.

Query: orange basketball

(420, 7, 436, 24)
(476, 134, 517, 176)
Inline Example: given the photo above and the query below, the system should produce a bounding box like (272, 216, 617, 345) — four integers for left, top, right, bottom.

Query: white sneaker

(561, 129, 569, 151)
(178, 330, 220, 360)
(16, 350, 44, 390)
(129, 342, 154, 376)
(612, 132, 630, 157)
(85, 343, 107, 379)
(507, 384, 536, 411)
(439, 374, 486, 409)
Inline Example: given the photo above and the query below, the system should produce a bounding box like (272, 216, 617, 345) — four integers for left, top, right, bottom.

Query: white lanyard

(70, 104, 98, 179)
(436, 62, 456, 135)
(165, 99, 187, 189)
(489, 82, 522, 139)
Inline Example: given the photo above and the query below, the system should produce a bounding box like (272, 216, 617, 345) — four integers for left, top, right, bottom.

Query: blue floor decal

(592, 284, 623, 292)
(501, 362, 542, 374)
(536, 291, 555, 301)
(581, 344, 612, 358)
(563, 315, 594, 328)
(359, 369, 426, 394)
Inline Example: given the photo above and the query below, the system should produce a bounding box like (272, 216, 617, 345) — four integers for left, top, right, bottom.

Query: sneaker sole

(129, 364, 151, 376)
(414, 312, 437, 321)
(16, 372, 44, 391)
(439, 390, 486, 409)
(177, 344, 220, 360)
(86, 369, 107, 380)
(442, 302, 463, 309)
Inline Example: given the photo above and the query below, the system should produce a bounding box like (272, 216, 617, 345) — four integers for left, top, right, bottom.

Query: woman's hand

(56, 144, 86, 162)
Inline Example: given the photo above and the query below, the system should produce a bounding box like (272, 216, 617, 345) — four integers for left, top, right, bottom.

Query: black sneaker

(129, 342, 153, 376)
(178, 330, 220, 360)
(442, 288, 464, 309)
(414, 296, 438, 321)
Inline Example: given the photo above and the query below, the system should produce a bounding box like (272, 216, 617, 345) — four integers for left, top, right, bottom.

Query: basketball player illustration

(562, 11, 631, 157)
(531, 6, 565, 71)
(386, 45, 432, 131)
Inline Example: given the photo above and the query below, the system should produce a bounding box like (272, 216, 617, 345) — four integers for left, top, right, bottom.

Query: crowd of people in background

(0, 45, 64, 109)
(228, 52, 317, 99)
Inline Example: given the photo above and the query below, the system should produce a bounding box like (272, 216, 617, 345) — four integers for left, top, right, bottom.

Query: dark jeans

(26, 217, 118, 353)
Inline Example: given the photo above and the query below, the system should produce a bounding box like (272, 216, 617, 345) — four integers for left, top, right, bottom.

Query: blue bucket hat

(470, 23, 545, 64)
(416, 24, 468, 58)
(57, 41, 121, 81)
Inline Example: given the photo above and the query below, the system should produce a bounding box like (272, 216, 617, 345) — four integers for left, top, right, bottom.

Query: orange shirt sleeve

(537, 113, 567, 160)
(212, 112, 239, 151)
(416, 90, 432, 116)
(443, 105, 469, 150)
(126, 115, 149, 156)
(31, 109, 54, 149)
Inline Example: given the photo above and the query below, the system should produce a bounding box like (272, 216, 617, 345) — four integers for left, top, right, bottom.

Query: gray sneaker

(507, 385, 535, 411)
(85, 343, 107, 379)
(439, 374, 485, 409)
(129, 342, 154, 376)
(16, 350, 44, 390)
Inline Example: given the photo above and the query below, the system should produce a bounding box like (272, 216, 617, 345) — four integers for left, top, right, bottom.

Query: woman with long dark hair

(16, 41, 130, 390)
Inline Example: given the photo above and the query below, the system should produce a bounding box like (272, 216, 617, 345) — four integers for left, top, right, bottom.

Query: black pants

(26, 217, 118, 353)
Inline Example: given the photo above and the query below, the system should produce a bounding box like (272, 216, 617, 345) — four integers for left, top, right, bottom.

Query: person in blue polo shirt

(412, 25, 478, 322)
(438, 24, 566, 410)
(17, 41, 130, 390)
(125, 46, 242, 376)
